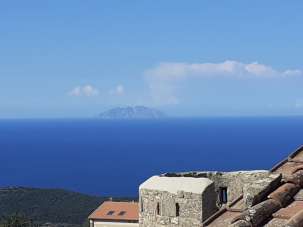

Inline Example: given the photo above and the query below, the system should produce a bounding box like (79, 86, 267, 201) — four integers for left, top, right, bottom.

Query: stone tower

(139, 176, 217, 227)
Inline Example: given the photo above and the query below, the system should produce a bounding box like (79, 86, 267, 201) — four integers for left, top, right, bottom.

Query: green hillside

(0, 187, 133, 226)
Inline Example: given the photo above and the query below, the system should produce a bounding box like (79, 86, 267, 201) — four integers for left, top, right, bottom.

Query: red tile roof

(203, 145, 303, 227)
(88, 201, 139, 222)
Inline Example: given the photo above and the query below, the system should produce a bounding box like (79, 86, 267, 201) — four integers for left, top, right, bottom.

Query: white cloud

(283, 69, 303, 77)
(295, 99, 303, 109)
(145, 60, 303, 105)
(68, 85, 99, 97)
(109, 84, 125, 96)
(145, 60, 302, 80)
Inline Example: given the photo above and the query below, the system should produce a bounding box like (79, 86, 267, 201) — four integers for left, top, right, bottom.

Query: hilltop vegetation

(0, 187, 135, 227)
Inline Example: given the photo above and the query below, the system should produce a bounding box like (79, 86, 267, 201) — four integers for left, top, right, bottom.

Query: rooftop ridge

(271, 145, 303, 172)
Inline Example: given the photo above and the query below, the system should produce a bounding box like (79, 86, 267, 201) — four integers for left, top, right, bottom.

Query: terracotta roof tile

(274, 161, 299, 176)
(204, 210, 241, 227)
(268, 183, 299, 207)
(291, 150, 303, 161)
(294, 189, 303, 201)
(273, 201, 303, 220)
(285, 209, 303, 226)
(203, 146, 303, 227)
(88, 201, 139, 222)
(264, 218, 288, 227)
(230, 199, 281, 226)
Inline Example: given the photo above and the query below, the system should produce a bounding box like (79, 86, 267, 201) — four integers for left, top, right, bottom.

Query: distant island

(99, 106, 166, 119)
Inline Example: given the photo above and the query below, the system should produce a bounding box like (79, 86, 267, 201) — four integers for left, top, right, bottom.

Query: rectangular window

(219, 187, 228, 204)
(107, 210, 115, 215)
(141, 200, 144, 213)
(118, 211, 126, 216)
(176, 203, 180, 217)
(157, 202, 160, 215)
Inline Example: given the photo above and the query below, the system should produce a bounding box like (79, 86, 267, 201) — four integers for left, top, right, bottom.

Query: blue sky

(1, 0, 303, 118)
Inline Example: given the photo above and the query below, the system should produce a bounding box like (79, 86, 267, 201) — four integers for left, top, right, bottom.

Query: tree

(0, 213, 34, 227)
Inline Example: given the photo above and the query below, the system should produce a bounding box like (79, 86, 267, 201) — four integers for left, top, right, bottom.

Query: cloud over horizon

(109, 84, 125, 96)
(145, 60, 302, 80)
(68, 85, 99, 97)
(145, 60, 303, 105)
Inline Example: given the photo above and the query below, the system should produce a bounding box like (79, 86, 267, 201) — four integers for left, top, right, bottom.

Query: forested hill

(0, 187, 135, 226)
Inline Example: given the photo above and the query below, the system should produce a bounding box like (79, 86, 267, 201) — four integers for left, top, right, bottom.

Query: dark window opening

(141, 200, 144, 213)
(176, 203, 180, 217)
(219, 187, 228, 204)
(107, 210, 115, 215)
(118, 211, 126, 216)
(156, 202, 160, 215)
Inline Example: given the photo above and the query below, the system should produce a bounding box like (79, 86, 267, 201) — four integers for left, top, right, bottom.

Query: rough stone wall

(139, 183, 217, 227)
(201, 182, 218, 220)
(163, 171, 271, 207)
(243, 173, 281, 207)
(92, 220, 139, 227)
(207, 171, 271, 204)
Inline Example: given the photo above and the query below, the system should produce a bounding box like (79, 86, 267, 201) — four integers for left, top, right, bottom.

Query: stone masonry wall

(139, 183, 217, 227)
(207, 171, 271, 205)
(163, 171, 271, 207)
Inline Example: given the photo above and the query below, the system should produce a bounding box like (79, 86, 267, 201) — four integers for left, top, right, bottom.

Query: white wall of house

(90, 220, 139, 227)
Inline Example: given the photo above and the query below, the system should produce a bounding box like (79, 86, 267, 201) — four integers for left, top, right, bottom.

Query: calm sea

(0, 117, 303, 196)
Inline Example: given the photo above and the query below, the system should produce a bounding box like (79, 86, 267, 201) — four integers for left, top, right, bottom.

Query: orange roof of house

(88, 201, 139, 222)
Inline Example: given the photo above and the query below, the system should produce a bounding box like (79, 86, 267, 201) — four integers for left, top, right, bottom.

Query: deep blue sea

(1, 117, 303, 197)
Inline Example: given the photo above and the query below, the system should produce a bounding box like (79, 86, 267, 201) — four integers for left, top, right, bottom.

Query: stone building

(139, 146, 303, 227)
(139, 176, 217, 227)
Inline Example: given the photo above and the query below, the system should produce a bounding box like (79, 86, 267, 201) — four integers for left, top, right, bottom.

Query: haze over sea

(1, 117, 303, 197)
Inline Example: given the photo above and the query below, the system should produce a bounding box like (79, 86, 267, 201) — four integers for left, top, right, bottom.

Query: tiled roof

(203, 145, 303, 227)
(88, 201, 139, 222)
